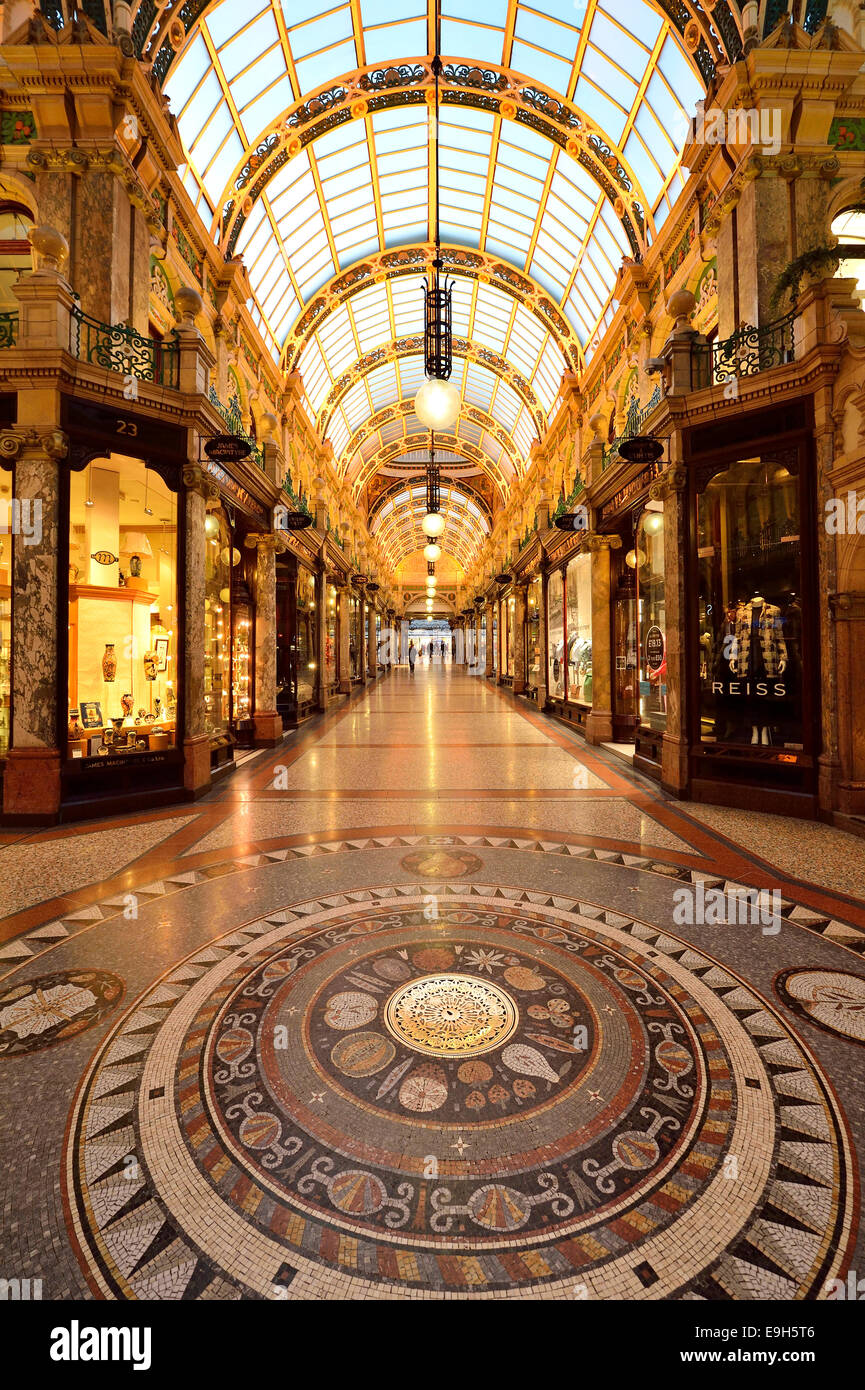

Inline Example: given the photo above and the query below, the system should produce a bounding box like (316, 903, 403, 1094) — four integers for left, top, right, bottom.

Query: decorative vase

(130, 554, 142, 578)
(121, 693, 134, 716)
(154, 696, 161, 718)
(143, 650, 157, 681)
(68, 710, 82, 739)
(102, 644, 117, 682)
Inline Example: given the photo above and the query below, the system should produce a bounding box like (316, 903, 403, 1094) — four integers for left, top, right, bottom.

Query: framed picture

(79, 701, 103, 730)
(154, 636, 170, 672)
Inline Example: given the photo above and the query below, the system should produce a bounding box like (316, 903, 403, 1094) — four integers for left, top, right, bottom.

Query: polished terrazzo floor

(1, 664, 863, 1300)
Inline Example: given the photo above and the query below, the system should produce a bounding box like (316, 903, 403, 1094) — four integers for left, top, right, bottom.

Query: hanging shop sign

(618, 435, 664, 464)
(366, 581, 380, 593)
(278, 510, 313, 530)
(204, 433, 251, 464)
(554, 508, 590, 532)
(495, 572, 511, 585)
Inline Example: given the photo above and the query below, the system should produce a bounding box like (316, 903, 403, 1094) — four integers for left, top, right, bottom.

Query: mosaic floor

(1, 668, 863, 1300)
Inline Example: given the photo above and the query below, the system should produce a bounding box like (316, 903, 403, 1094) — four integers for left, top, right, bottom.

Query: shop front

(200, 458, 274, 767)
(526, 575, 542, 700)
(57, 398, 189, 816)
(595, 458, 666, 757)
(349, 583, 364, 683)
(685, 402, 817, 814)
(544, 544, 593, 733)
(276, 547, 319, 727)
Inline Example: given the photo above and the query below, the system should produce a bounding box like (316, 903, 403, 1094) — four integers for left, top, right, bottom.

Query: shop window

(203, 508, 231, 741)
(697, 456, 802, 750)
(491, 615, 498, 675)
(297, 567, 317, 705)
(325, 583, 338, 687)
(67, 459, 178, 764)
(636, 505, 666, 732)
(505, 594, 515, 676)
(350, 591, 362, 679)
(0, 468, 11, 761)
(566, 554, 592, 705)
(0, 204, 33, 310)
(614, 550, 638, 728)
(548, 569, 564, 697)
(527, 580, 541, 690)
(231, 567, 254, 738)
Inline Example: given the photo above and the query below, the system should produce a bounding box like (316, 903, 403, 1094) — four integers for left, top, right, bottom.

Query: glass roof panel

(166, 0, 703, 486)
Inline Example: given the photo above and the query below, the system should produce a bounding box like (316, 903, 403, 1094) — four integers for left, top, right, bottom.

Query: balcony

(0, 311, 18, 348)
(69, 306, 179, 388)
(695, 312, 796, 388)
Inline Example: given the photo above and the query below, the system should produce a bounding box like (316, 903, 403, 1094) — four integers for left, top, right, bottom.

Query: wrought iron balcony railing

(0, 311, 18, 349)
(208, 386, 263, 468)
(698, 311, 796, 387)
(604, 384, 662, 469)
(70, 306, 179, 387)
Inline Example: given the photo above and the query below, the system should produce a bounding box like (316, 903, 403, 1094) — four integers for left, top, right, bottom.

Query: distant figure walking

(408, 640, 417, 675)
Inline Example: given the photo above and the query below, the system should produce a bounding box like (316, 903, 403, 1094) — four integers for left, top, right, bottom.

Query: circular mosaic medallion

(776, 967, 865, 1045)
(65, 891, 855, 1301)
(0, 969, 123, 1057)
(383, 973, 519, 1058)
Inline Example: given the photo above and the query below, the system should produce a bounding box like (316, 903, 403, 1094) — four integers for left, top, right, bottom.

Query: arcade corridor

(0, 665, 862, 1301)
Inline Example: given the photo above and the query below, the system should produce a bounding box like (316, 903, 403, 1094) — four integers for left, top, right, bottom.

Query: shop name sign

(274, 503, 313, 531)
(204, 433, 251, 464)
(600, 459, 665, 522)
(554, 504, 589, 532)
(617, 435, 664, 465)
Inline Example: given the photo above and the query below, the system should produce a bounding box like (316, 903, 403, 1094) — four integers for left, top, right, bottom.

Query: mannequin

(729, 590, 787, 744)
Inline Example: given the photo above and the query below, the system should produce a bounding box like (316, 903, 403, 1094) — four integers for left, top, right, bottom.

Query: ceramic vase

(102, 643, 117, 682)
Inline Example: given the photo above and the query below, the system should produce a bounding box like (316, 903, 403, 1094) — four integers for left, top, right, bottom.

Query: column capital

(584, 532, 622, 552)
(0, 427, 67, 462)
(182, 464, 220, 500)
(649, 466, 688, 501)
(244, 532, 288, 554)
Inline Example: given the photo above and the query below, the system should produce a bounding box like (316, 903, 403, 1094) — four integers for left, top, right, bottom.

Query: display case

(565, 554, 592, 705)
(527, 576, 541, 696)
(636, 504, 666, 734)
(66, 459, 178, 769)
(547, 569, 565, 698)
(203, 508, 232, 764)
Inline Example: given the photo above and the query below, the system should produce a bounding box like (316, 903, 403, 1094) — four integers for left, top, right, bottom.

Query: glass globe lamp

(415, 376, 460, 431)
(422, 511, 445, 538)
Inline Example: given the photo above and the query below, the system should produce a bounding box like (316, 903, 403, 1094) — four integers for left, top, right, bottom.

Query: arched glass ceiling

(297, 272, 563, 449)
(346, 410, 518, 496)
(164, 0, 703, 364)
(326, 354, 538, 469)
(371, 481, 490, 570)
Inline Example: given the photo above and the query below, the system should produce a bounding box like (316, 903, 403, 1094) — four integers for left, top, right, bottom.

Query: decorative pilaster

(244, 534, 285, 745)
(0, 427, 65, 820)
(583, 535, 621, 745)
(181, 464, 219, 795)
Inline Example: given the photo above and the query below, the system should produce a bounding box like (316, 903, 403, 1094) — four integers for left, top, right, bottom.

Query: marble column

(652, 468, 689, 797)
(337, 582, 351, 695)
(584, 538, 620, 745)
(246, 535, 283, 745)
(1, 427, 65, 819)
(485, 602, 495, 678)
(513, 583, 528, 694)
(181, 465, 216, 795)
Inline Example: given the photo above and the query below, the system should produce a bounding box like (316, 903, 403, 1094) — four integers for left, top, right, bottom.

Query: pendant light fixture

(422, 434, 446, 538)
(414, 0, 460, 433)
(424, 542, 441, 562)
